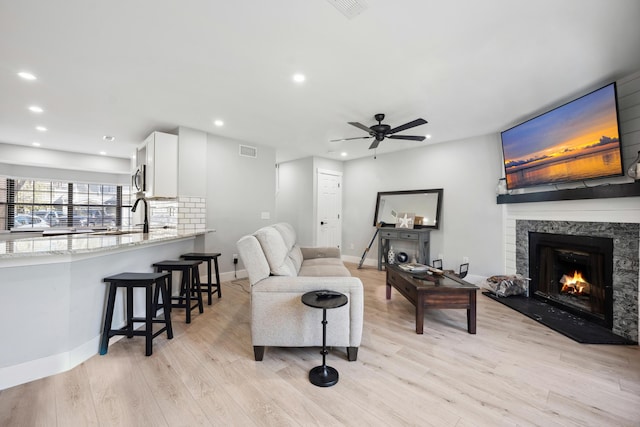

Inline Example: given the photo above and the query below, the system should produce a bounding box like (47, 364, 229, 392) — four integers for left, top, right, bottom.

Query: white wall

(618, 72, 640, 164)
(206, 134, 276, 273)
(0, 143, 130, 184)
(342, 134, 504, 279)
(275, 157, 314, 245)
(178, 127, 207, 198)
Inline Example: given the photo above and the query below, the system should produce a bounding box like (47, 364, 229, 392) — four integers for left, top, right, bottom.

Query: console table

(378, 228, 431, 270)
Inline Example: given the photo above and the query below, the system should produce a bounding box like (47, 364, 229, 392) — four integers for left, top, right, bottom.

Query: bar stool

(100, 272, 173, 356)
(180, 252, 222, 304)
(153, 259, 204, 323)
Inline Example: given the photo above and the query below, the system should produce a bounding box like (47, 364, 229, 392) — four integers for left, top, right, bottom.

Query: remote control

(315, 291, 341, 299)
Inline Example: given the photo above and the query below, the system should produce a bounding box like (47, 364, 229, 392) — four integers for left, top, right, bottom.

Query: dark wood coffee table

(386, 264, 478, 334)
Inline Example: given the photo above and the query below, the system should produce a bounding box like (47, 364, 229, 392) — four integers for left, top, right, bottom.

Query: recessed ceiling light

(213, 119, 224, 127)
(103, 135, 115, 142)
(36, 126, 47, 132)
(28, 106, 43, 113)
(341, 152, 348, 157)
(293, 73, 306, 83)
(99, 151, 107, 156)
(18, 72, 37, 80)
(425, 134, 432, 139)
(32, 142, 40, 147)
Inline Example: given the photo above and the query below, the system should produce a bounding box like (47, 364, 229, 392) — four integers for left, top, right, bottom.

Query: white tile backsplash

(177, 196, 206, 233)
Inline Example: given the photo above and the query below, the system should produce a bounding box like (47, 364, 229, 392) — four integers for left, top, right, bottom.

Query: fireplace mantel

(497, 180, 640, 204)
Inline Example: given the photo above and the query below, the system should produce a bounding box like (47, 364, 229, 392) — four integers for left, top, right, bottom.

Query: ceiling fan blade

(388, 118, 427, 135)
(330, 136, 372, 142)
(369, 139, 381, 150)
(348, 122, 374, 134)
(387, 135, 426, 141)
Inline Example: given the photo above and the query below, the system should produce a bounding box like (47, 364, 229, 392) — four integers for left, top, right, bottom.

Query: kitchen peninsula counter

(0, 228, 211, 264)
(0, 228, 212, 390)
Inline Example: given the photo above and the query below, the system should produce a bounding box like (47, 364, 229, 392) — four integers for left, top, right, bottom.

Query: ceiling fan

(332, 113, 428, 149)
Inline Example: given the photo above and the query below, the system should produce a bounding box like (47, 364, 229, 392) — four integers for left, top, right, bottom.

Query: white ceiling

(1, 0, 640, 163)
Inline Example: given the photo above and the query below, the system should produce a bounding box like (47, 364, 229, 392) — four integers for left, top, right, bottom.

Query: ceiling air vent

(325, 0, 368, 19)
(239, 144, 258, 158)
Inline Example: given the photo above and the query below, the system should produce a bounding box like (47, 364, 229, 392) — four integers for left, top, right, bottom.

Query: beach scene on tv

(502, 84, 622, 190)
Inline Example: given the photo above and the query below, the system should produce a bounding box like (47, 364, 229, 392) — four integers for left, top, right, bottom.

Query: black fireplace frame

(528, 232, 614, 329)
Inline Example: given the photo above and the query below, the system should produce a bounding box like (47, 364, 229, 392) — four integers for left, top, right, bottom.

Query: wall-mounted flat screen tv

(501, 83, 623, 190)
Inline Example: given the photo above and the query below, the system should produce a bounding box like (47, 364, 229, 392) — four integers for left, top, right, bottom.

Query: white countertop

(0, 228, 212, 259)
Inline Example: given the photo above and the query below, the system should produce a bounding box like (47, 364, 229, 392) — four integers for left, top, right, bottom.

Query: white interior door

(316, 169, 342, 248)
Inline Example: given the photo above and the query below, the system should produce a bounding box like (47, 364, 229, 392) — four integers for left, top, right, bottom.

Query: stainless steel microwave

(132, 164, 146, 192)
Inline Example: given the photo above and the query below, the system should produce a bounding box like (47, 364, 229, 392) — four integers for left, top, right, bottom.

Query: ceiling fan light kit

(334, 113, 428, 150)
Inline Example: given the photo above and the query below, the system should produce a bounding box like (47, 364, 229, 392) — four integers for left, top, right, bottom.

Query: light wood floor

(1, 264, 639, 426)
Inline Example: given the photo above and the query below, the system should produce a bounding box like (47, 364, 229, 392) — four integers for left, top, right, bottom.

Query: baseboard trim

(0, 335, 103, 391)
(341, 255, 377, 267)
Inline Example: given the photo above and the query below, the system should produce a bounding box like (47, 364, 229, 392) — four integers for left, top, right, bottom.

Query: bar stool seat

(153, 259, 204, 323)
(181, 252, 222, 305)
(100, 272, 173, 356)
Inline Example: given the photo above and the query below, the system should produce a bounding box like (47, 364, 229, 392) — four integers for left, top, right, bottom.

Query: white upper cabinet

(138, 131, 178, 198)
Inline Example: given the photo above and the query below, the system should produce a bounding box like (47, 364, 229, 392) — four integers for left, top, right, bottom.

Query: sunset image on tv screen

(501, 83, 622, 190)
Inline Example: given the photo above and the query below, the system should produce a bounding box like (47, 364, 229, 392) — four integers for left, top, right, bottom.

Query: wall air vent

(325, 0, 368, 19)
(239, 144, 258, 158)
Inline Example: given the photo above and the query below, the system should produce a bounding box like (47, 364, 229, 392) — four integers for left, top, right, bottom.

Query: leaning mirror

(373, 189, 443, 229)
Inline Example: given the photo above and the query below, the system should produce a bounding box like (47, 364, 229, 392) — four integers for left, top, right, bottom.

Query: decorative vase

(496, 178, 507, 195)
(397, 251, 408, 263)
(627, 150, 640, 180)
(387, 246, 395, 265)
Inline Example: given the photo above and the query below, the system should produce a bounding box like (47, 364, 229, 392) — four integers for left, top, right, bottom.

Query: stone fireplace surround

(515, 220, 639, 342)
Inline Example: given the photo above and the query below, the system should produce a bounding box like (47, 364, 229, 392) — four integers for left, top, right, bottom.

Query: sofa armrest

(300, 246, 341, 259)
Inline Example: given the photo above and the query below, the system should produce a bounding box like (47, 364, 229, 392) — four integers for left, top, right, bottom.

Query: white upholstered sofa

(236, 223, 364, 361)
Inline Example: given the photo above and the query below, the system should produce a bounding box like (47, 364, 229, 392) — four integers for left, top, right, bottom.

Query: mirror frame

(373, 188, 443, 229)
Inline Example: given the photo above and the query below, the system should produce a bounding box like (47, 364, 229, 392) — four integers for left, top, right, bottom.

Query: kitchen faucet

(131, 194, 149, 234)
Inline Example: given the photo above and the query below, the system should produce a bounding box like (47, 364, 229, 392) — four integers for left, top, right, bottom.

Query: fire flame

(560, 270, 590, 295)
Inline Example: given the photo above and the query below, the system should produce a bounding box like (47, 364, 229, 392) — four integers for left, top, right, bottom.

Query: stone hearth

(515, 220, 639, 342)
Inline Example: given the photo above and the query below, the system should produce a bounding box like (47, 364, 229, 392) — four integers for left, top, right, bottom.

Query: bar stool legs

(180, 253, 222, 305)
(153, 260, 204, 323)
(100, 272, 173, 356)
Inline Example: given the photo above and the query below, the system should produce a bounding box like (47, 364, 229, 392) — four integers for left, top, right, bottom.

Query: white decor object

(627, 150, 640, 180)
(395, 212, 415, 229)
(388, 246, 395, 264)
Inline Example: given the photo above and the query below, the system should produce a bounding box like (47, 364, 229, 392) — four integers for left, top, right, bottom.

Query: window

(1, 177, 132, 230)
(0, 179, 6, 230)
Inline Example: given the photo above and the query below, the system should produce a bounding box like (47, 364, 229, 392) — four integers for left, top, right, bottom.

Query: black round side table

(301, 290, 348, 387)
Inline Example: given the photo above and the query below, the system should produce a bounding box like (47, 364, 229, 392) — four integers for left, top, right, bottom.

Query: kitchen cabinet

(137, 131, 178, 198)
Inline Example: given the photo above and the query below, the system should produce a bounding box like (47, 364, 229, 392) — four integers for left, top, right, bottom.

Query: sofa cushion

(273, 223, 296, 250)
(236, 235, 271, 285)
(288, 244, 303, 274)
(299, 257, 351, 277)
(254, 226, 297, 276)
